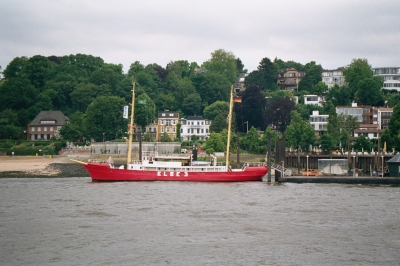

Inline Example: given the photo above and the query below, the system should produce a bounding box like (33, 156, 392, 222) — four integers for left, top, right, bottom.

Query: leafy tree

(155, 93, 177, 113)
(203, 100, 229, 121)
(261, 127, 279, 151)
(338, 113, 360, 161)
(206, 132, 225, 152)
(326, 101, 340, 148)
(387, 94, 400, 108)
(182, 93, 202, 116)
(0, 78, 38, 111)
(325, 84, 352, 106)
(387, 103, 400, 150)
(354, 76, 385, 106)
(83, 96, 127, 141)
(135, 92, 156, 128)
(70, 83, 98, 112)
(320, 134, 335, 153)
(244, 57, 278, 91)
(236, 58, 246, 73)
(24, 55, 53, 89)
(265, 97, 296, 134)
(241, 126, 260, 153)
(298, 63, 322, 92)
(234, 84, 266, 131)
(343, 58, 373, 96)
(286, 110, 317, 173)
(353, 135, 371, 151)
(313, 81, 328, 95)
(197, 72, 230, 106)
(296, 103, 324, 121)
(2, 56, 28, 79)
(201, 49, 238, 83)
(210, 113, 227, 133)
(128, 61, 145, 76)
(59, 111, 85, 141)
(160, 132, 172, 142)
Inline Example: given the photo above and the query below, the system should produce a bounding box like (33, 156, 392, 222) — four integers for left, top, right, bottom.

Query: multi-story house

(27, 111, 69, 140)
(234, 73, 248, 93)
(336, 103, 371, 123)
(156, 111, 179, 141)
(336, 103, 393, 130)
(354, 124, 383, 139)
(309, 111, 328, 135)
(322, 67, 345, 88)
(180, 116, 210, 141)
(372, 67, 400, 92)
(277, 68, 306, 91)
(304, 95, 325, 106)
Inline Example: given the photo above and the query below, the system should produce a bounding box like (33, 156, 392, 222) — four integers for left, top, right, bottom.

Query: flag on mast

(234, 96, 242, 103)
(123, 106, 128, 119)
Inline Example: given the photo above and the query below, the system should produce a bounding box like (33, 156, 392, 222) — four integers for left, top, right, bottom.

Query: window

(161, 126, 164, 133)
(50, 127, 53, 131)
(32, 127, 35, 132)
(187, 129, 190, 133)
(162, 113, 166, 117)
(44, 127, 47, 131)
(166, 120, 171, 126)
(38, 127, 41, 132)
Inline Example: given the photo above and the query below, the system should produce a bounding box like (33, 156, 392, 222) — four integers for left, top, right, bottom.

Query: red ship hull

(83, 163, 268, 182)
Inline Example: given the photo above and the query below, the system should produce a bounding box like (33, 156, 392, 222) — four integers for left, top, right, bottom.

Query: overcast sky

(1, 0, 399, 74)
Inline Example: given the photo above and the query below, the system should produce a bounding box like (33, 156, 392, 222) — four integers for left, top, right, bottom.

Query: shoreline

(0, 156, 89, 178)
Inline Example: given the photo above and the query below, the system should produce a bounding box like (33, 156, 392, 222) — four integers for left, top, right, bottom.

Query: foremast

(225, 85, 234, 170)
(127, 83, 135, 166)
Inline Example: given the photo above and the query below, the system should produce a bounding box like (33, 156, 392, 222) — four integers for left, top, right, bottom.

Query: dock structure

(278, 176, 400, 185)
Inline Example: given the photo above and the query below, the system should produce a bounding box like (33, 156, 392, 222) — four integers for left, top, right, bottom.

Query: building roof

(185, 116, 206, 120)
(387, 154, 400, 163)
(29, 111, 69, 126)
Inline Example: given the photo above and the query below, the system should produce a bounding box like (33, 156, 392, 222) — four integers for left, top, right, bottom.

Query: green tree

(83, 96, 127, 141)
(286, 110, 317, 174)
(182, 93, 202, 116)
(160, 132, 172, 142)
(201, 49, 238, 83)
(244, 57, 278, 91)
(206, 132, 225, 152)
(59, 111, 85, 141)
(241, 126, 260, 153)
(24, 55, 53, 89)
(338, 114, 360, 162)
(210, 113, 227, 133)
(354, 76, 385, 106)
(135, 92, 156, 128)
(197, 72, 230, 106)
(325, 84, 352, 106)
(386, 103, 400, 150)
(298, 63, 322, 92)
(343, 58, 373, 96)
(320, 134, 335, 153)
(203, 100, 229, 120)
(326, 101, 340, 147)
(265, 97, 296, 134)
(234, 84, 266, 131)
(353, 135, 371, 152)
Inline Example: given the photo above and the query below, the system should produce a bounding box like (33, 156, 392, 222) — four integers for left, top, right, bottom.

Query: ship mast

(127, 82, 135, 166)
(225, 85, 234, 170)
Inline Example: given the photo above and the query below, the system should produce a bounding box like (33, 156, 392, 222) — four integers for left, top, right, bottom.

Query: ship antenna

(225, 85, 233, 171)
(127, 82, 135, 166)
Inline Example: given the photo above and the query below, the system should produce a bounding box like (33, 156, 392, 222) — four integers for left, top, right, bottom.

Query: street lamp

(352, 155, 355, 176)
(103, 132, 105, 142)
(306, 155, 309, 176)
(281, 160, 285, 177)
(381, 155, 384, 177)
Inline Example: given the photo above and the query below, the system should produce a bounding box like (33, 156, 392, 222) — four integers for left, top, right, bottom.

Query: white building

(304, 95, 325, 106)
(309, 110, 328, 135)
(322, 67, 345, 88)
(372, 67, 400, 92)
(336, 103, 365, 122)
(180, 116, 210, 141)
(354, 124, 383, 139)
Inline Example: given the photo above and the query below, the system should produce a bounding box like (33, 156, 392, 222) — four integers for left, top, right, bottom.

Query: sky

(1, 0, 400, 74)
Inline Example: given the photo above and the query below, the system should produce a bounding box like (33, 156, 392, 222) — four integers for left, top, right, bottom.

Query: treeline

(1, 50, 400, 153)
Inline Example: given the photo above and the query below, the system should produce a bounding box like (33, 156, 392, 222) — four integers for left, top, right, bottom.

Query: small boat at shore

(76, 83, 268, 182)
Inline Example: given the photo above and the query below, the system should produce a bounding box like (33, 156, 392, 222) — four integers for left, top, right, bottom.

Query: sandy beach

(0, 156, 88, 177)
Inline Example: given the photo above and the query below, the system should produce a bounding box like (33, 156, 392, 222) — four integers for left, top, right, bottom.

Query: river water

(0, 178, 399, 265)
